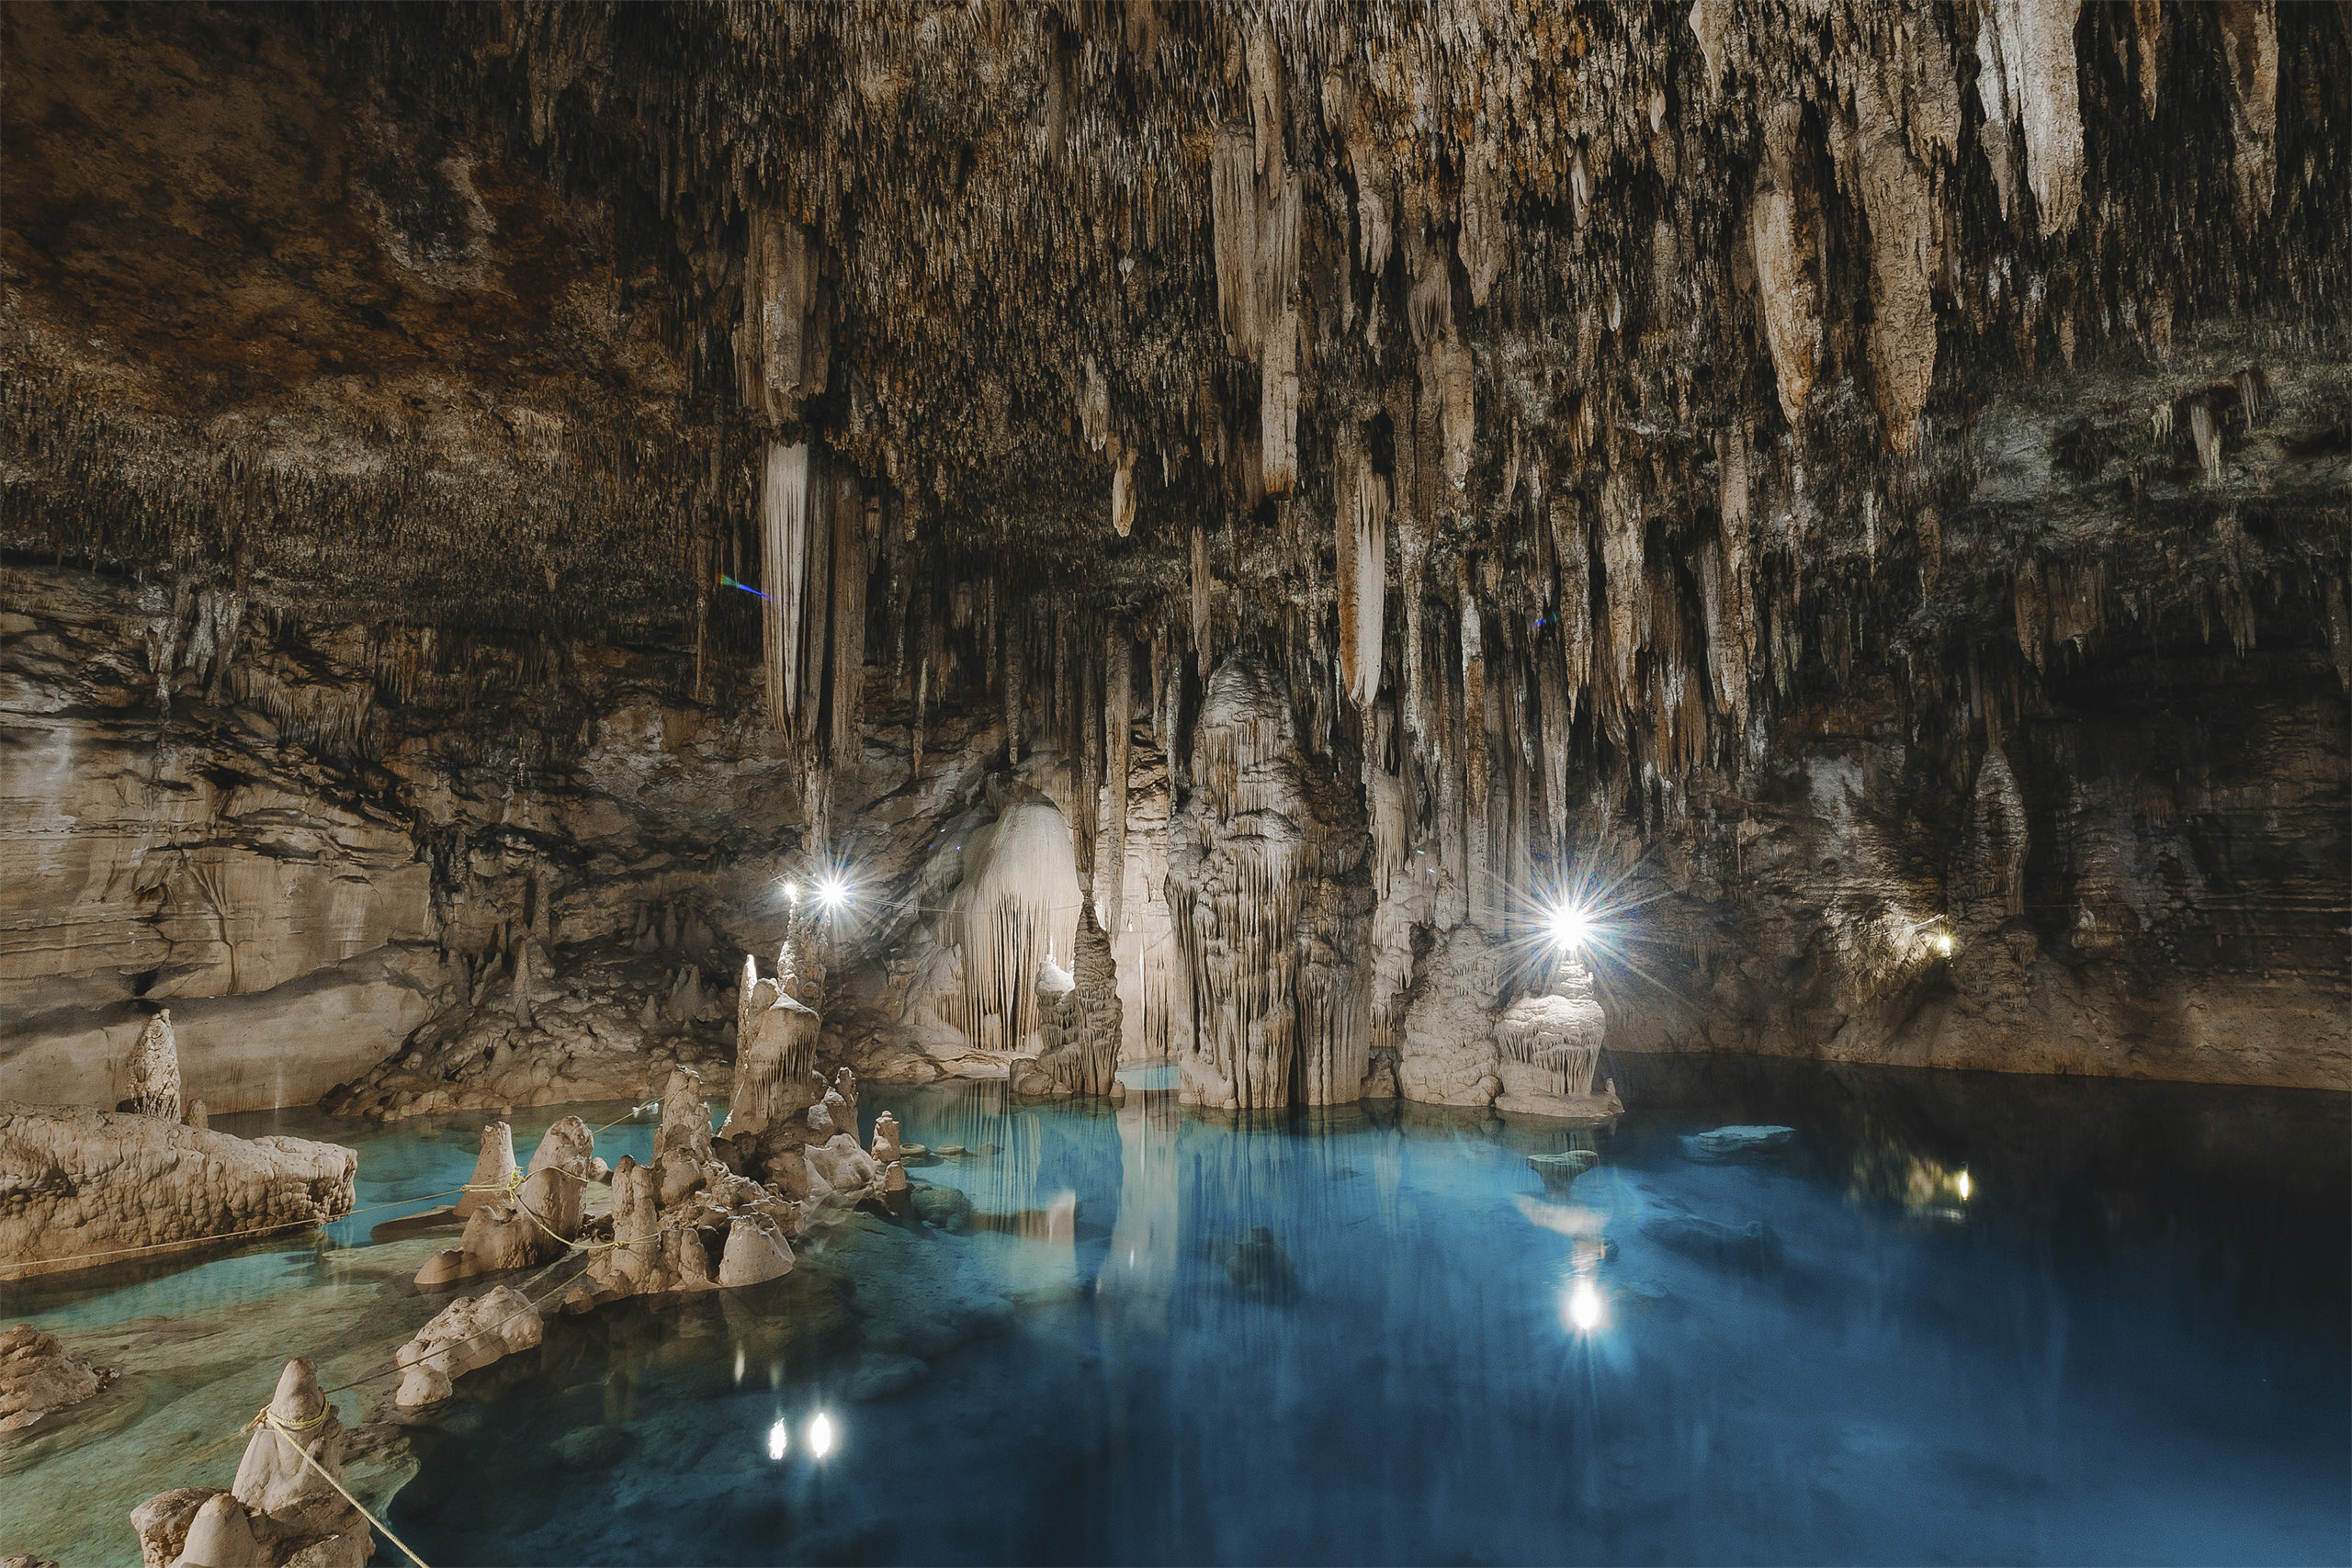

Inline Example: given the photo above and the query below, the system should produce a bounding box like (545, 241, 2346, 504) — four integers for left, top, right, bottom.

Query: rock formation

(452, 1121, 519, 1220)
(123, 1012, 182, 1122)
(413, 1117, 594, 1287)
(392, 1285, 544, 1408)
(1167, 656, 1376, 1111)
(721, 948, 825, 1143)
(0, 1325, 115, 1433)
(1493, 955, 1623, 1121)
(1018, 905, 1124, 1099)
(0, 1106, 356, 1281)
(131, 1359, 370, 1568)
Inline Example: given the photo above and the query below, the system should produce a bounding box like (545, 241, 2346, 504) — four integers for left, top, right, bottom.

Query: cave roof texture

(3, 1, 2346, 784)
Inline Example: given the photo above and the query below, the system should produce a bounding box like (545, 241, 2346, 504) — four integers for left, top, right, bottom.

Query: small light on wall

(766, 1419, 788, 1461)
(808, 1412, 835, 1458)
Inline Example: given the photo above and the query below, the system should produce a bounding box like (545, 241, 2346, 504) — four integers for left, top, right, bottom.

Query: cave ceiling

(2, 1, 2346, 688)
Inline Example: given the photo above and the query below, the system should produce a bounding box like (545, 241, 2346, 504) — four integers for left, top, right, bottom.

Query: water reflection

(11, 1070, 2342, 1568)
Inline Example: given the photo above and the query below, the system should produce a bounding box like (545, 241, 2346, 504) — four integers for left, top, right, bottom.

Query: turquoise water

(7, 1065, 2347, 1566)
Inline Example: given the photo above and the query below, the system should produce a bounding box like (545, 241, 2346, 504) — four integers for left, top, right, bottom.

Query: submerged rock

(1641, 1202, 1785, 1275)
(392, 1286, 544, 1407)
(0, 1104, 355, 1282)
(1683, 1125, 1798, 1164)
(1211, 1225, 1299, 1300)
(0, 1325, 114, 1433)
(1527, 1148, 1600, 1198)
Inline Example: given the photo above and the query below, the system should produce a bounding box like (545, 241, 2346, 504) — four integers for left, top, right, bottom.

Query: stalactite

(827, 485, 869, 766)
(1190, 521, 1213, 678)
(796, 466, 838, 753)
(1599, 472, 1645, 716)
(1335, 429, 1388, 713)
(1459, 558, 1490, 929)
(1101, 628, 1133, 937)
(1749, 100, 1825, 429)
(1975, 0, 2086, 237)
(1551, 495, 1592, 721)
(759, 442, 810, 736)
(1003, 599, 1025, 765)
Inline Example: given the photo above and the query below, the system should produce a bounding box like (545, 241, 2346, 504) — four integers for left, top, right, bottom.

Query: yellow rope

(263, 1410, 432, 1568)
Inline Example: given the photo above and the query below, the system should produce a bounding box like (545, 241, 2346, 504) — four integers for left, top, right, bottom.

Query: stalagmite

(414, 1117, 594, 1285)
(1167, 655, 1370, 1111)
(1493, 948, 1621, 1120)
(453, 1122, 516, 1219)
(724, 953, 823, 1141)
(126, 1010, 181, 1122)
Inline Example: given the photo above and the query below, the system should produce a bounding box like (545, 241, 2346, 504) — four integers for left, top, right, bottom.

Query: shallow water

(6, 1063, 2347, 1566)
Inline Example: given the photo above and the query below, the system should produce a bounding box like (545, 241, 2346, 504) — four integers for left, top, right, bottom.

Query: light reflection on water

(387, 1062, 2348, 1567)
(8, 1064, 2347, 1568)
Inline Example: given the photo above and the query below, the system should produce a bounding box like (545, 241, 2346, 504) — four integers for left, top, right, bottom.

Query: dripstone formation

(0, 3, 2343, 1120)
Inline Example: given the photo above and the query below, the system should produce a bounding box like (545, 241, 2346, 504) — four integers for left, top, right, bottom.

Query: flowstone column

(1492, 953, 1623, 1120)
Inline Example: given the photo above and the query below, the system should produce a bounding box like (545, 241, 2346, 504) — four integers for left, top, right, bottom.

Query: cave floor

(5, 1064, 2346, 1567)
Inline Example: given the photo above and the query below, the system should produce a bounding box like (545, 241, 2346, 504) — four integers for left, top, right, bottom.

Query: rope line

(11, 1183, 488, 1273)
(262, 1411, 432, 1568)
(312, 1250, 601, 1401)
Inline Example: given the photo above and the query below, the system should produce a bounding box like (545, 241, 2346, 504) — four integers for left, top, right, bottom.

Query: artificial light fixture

(808, 1412, 835, 1457)
(766, 1419, 788, 1461)
(780, 879, 800, 906)
(1548, 903, 1595, 950)
(1956, 1169, 1973, 1201)
(814, 875, 849, 912)
(1935, 931, 1954, 956)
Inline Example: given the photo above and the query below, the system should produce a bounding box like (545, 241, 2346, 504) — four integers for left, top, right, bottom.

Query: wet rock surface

(0, 1325, 114, 1434)
(0, 1104, 356, 1281)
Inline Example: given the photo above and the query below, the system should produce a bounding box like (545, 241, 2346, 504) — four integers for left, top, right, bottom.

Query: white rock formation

(413, 1116, 594, 1286)
(131, 1359, 370, 1568)
(452, 1120, 518, 1219)
(1493, 954, 1623, 1121)
(392, 1284, 544, 1407)
(125, 1010, 183, 1122)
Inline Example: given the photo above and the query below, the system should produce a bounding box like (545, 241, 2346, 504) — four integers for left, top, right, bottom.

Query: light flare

(808, 1412, 835, 1457)
(1566, 1277, 1605, 1333)
(766, 1420, 788, 1461)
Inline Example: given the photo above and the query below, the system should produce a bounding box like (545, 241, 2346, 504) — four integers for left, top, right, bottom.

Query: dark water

(365, 1059, 2350, 1567)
